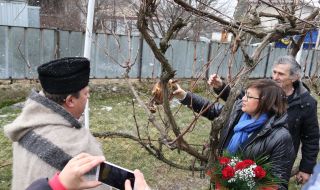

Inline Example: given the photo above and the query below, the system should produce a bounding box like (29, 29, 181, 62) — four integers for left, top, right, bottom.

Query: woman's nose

(242, 95, 247, 101)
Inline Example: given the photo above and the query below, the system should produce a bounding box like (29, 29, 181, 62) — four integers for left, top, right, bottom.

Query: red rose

(219, 157, 231, 165)
(235, 161, 247, 170)
(235, 159, 255, 170)
(254, 166, 266, 179)
(243, 159, 255, 166)
(222, 166, 235, 179)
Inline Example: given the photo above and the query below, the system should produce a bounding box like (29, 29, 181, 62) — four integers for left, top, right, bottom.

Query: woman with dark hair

(173, 79, 295, 190)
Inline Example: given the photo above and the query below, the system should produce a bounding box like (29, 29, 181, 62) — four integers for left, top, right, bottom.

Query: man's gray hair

(274, 55, 301, 77)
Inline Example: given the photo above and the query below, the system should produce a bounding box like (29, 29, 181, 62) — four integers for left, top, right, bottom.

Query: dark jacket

(287, 82, 319, 173)
(181, 92, 295, 190)
(215, 81, 319, 174)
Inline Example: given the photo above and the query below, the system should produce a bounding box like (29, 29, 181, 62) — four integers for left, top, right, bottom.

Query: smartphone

(96, 161, 135, 190)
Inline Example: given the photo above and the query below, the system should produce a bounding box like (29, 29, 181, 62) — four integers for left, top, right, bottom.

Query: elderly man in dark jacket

(208, 55, 319, 184)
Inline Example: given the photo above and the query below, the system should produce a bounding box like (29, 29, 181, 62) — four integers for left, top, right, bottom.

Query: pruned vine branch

(93, 131, 204, 170)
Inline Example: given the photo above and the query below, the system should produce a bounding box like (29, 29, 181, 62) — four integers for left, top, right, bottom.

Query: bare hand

(207, 74, 223, 89)
(59, 153, 105, 190)
(125, 169, 150, 190)
(172, 83, 187, 100)
(296, 171, 311, 184)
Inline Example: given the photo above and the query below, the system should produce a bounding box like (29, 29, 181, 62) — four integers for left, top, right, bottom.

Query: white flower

(229, 157, 241, 167)
(228, 178, 236, 183)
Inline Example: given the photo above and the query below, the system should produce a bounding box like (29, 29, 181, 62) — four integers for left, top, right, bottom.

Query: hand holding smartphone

(96, 161, 135, 190)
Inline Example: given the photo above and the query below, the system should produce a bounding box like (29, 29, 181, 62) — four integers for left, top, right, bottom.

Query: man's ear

(291, 74, 300, 82)
(64, 95, 75, 108)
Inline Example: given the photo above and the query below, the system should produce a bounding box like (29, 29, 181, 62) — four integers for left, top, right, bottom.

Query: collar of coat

(29, 89, 82, 129)
(289, 81, 309, 103)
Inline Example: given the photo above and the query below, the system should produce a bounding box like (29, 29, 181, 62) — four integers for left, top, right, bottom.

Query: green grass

(0, 85, 319, 190)
(0, 107, 20, 189)
(0, 99, 23, 109)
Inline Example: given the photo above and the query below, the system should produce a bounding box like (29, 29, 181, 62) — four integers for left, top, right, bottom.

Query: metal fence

(0, 25, 319, 79)
(0, 1, 40, 28)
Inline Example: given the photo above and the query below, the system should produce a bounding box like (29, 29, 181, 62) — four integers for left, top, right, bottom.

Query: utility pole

(83, 0, 95, 129)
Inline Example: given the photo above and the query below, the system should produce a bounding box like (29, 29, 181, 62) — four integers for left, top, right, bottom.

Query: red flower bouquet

(207, 155, 279, 190)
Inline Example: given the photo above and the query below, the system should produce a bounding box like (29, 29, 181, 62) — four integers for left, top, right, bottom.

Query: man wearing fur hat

(4, 57, 105, 190)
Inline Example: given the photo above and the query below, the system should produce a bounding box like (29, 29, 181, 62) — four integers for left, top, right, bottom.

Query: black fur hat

(37, 57, 90, 94)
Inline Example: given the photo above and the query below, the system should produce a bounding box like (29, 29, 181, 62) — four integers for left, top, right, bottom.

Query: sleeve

(213, 83, 245, 102)
(48, 173, 67, 190)
(213, 83, 231, 101)
(25, 178, 52, 190)
(299, 99, 320, 174)
(269, 132, 295, 190)
(180, 92, 223, 120)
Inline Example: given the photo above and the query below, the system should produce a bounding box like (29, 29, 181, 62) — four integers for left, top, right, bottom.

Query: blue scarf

(226, 112, 268, 154)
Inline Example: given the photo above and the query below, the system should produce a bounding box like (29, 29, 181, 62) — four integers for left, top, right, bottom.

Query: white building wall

(258, 5, 314, 29)
(211, 31, 232, 42)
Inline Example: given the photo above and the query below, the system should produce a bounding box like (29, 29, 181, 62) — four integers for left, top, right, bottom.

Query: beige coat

(4, 90, 106, 190)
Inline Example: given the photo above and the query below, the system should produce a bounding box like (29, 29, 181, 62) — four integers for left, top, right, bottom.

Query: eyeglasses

(243, 93, 260, 101)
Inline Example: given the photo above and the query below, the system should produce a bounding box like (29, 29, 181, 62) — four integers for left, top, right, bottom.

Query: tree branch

(125, 78, 170, 142)
(252, 33, 276, 63)
(290, 33, 306, 57)
(173, 0, 267, 38)
(137, 0, 207, 162)
(93, 131, 205, 171)
(259, 0, 318, 28)
(258, 12, 285, 22)
(160, 18, 186, 53)
(137, 1, 175, 81)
